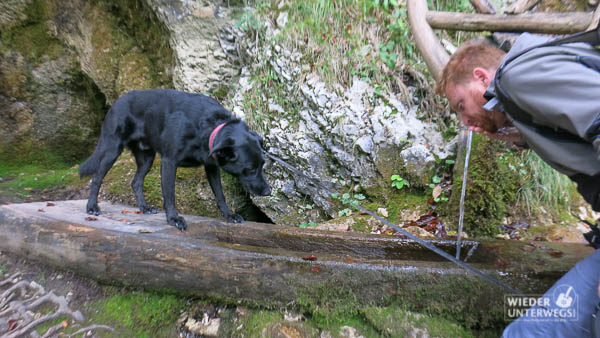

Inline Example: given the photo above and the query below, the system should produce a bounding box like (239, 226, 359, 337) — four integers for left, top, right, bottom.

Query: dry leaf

(548, 249, 564, 258)
(46, 202, 56, 207)
(311, 265, 321, 273)
(38, 209, 45, 212)
(121, 209, 131, 214)
(61, 320, 68, 328)
(8, 319, 18, 331)
(303, 255, 318, 261)
(520, 245, 536, 252)
(432, 185, 442, 199)
(138, 229, 155, 234)
(85, 216, 98, 221)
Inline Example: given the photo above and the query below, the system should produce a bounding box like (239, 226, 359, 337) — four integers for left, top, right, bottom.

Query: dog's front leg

(160, 158, 187, 231)
(205, 164, 244, 223)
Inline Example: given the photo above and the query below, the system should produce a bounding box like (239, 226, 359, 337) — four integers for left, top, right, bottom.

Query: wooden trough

(0, 200, 594, 316)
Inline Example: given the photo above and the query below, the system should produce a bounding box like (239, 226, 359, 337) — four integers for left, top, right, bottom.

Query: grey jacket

(484, 33, 600, 177)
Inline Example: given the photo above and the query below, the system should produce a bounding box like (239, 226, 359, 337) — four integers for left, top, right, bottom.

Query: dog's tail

(79, 143, 103, 178)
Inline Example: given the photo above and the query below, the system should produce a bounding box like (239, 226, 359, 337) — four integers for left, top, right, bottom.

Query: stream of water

(456, 130, 473, 259)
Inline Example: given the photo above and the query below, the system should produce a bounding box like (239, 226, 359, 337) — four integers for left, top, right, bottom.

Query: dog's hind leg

(160, 158, 187, 231)
(131, 148, 157, 214)
(86, 141, 124, 216)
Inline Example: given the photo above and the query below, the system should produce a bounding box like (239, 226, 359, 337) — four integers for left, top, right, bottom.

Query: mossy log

(0, 200, 594, 324)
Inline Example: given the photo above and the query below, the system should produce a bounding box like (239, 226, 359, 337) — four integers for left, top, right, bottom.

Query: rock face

(230, 22, 455, 224)
(143, 0, 240, 95)
(0, 0, 456, 225)
(0, 0, 107, 160)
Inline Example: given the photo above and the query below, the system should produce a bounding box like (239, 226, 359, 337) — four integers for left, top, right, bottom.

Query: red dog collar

(208, 122, 227, 151)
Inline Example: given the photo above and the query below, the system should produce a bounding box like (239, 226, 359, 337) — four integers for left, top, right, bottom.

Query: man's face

(445, 68, 501, 133)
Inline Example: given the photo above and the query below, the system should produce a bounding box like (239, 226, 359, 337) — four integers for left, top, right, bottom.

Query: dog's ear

(209, 138, 238, 164)
(249, 130, 265, 150)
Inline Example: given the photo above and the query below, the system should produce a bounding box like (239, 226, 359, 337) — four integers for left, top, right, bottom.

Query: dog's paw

(225, 213, 244, 223)
(168, 216, 188, 231)
(86, 204, 100, 216)
(140, 205, 158, 214)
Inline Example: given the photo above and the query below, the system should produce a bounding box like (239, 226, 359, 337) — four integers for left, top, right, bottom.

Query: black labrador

(79, 89, 271, 230)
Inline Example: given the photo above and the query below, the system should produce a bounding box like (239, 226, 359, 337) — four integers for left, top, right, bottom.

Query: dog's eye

(243, 168, 257, 176)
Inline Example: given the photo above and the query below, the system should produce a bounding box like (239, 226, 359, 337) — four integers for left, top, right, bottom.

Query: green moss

(286, 267, 507, 335)
(440, 135, 521, 238)
(90, 290, 185, 338)
(0, 145, 88, 198)
(0, 0, 63, 66)
(362, 306, 474, 338)
(236, 310, 284, 336)
(116, 52, 156, 93)
(101, 0, 173, 87)
(35, 315, 69, 336)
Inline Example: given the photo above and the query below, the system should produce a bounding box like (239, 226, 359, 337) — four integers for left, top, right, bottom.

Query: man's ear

(472, 67, 492, 87)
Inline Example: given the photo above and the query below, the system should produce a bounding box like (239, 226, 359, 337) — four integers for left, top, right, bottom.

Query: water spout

(456, 130, 473, 259)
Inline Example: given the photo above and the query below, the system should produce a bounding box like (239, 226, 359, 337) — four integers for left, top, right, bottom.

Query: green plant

(332, 192, 366, 216)
(378, 41, 398, 70)
(516, 150, 579, 216)
(391, 175, 409, 190)
(299, 221, 317, 228)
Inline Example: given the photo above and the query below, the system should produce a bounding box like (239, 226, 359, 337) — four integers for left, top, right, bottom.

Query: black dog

(79, 89, 271, 230)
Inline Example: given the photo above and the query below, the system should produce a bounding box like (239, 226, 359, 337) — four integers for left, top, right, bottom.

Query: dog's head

(208, 121, 271, 196)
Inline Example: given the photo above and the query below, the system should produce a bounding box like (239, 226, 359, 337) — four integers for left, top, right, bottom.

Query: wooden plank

(427, 11, 593, 33)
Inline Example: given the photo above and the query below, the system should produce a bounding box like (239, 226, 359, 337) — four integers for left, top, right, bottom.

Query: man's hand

(468, 126, 524, 143)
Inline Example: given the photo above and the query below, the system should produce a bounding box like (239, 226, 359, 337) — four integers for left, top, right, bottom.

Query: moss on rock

(440, 134, 521, 238)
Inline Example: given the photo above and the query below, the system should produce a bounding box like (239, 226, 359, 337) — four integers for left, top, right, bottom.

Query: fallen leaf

(548, 249, 564, 258)
(85, 216, 98, 221)
(120, 218, 127, 222)
(61, 320, 68, 328)
(134, 210, 142, 214)
(311, 265, 321, 273)
(8, 319, 18, 331)
(303, 255, 317, 261)
(121, 209, 132, 214)
(528, 241, 549, 250)
(38, 209, 45, 212)
(46, 202, 56, 207)
(432, 185, 442, 199)
(138, 229, 155, 234)
(494, 258, 510, 267)
(520, 245, 536, 252)
(344, 259, 359, 264)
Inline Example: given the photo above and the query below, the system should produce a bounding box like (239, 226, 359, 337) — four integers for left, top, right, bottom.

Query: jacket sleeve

(500, 45, 600, 142)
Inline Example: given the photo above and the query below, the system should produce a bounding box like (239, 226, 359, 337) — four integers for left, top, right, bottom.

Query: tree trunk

(406, 0, 450, 81)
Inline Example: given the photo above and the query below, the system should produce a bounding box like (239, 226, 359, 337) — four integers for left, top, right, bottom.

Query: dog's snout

(260, 186, 271, 196)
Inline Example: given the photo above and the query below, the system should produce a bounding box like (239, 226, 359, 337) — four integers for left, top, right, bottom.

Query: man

(436, 33, 600, 337)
